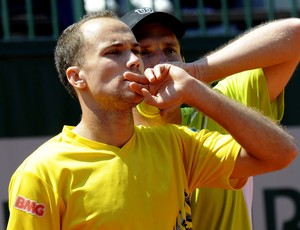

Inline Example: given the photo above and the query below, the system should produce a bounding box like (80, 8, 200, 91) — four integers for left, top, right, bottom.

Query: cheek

(142, 57, 161, 69)
(97, 62, 119, 80)
(168, 53, 183, 62)
(175, 55, 184, 62)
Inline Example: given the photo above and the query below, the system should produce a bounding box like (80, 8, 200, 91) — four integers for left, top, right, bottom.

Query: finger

(153, 64, 170, 80)
(153, 65, 163, 80)
(124, 72, 149, 84)
(141, 88, 163, 108)
(129, 82, 148, 96)
(144, 68, 157, 82)
(141, 88, 156, 104)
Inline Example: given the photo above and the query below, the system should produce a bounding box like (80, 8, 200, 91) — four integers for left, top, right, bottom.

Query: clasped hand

(124, 64, 191, 110)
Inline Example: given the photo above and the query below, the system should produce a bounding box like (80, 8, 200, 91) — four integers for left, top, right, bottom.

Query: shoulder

(214, 68, 265, 91)
(213, 68, 266, 99)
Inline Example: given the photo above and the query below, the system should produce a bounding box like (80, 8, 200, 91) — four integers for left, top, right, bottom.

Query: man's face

(78, 18, 144, 109)
(134, 23, 183, 69)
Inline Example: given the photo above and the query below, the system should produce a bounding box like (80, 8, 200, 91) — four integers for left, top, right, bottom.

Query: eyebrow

(140, 40, 179, 48)
(107, 41, 140, 49)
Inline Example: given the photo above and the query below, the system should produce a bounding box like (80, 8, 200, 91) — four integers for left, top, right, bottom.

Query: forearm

(193, 18, 300, 83)
(140, 63, 297, 177)
(185, 78, 298, 176)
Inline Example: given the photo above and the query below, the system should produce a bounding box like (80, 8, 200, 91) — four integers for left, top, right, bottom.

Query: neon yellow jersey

(182, 68, 284, 230)
(8, 124, 245, 230)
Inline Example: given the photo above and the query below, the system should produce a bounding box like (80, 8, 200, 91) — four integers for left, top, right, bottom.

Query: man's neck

(73, 111, 135, 148)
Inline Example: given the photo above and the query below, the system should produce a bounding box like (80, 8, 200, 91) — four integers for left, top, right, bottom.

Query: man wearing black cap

(121, 8, 300, 230)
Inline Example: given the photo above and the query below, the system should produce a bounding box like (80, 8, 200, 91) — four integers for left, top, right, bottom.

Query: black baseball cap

(121, 8, 185, 39)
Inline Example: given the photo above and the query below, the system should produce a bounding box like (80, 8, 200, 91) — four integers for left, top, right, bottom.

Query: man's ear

(66, 66, 86, 89)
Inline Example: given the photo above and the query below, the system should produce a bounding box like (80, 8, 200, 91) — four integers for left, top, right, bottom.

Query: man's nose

(127, 52, 143, 72)
(128, 52, 141, 67)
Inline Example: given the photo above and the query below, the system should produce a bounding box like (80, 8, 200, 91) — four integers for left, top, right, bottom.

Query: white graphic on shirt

(14, 195, 45, 217)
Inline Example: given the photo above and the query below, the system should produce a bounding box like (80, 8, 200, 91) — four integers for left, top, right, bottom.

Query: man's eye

(140, 50, 151, 56)
(166, 48, 177, 54)
(132, 49, 140, 56)
(107, 50, 120, 54)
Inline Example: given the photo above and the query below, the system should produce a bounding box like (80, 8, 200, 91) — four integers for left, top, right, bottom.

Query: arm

(7, 172, 60, 230)
(130, 64, 298, 178)
(179, 18, 300, 101)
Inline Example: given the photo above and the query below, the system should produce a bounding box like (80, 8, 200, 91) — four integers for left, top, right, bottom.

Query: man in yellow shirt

(7, 10, 297, 229)
(121, 8, 300, 229)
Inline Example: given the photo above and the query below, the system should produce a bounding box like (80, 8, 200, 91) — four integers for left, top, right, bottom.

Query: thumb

(141, 88, 160, 107)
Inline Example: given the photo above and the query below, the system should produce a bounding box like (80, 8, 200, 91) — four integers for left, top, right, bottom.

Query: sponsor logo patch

(14, 195, 45, 217)
(135, 8, 153, 14)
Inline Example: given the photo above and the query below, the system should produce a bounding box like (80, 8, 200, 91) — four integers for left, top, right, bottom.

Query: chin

(124, 93, 143, 105)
